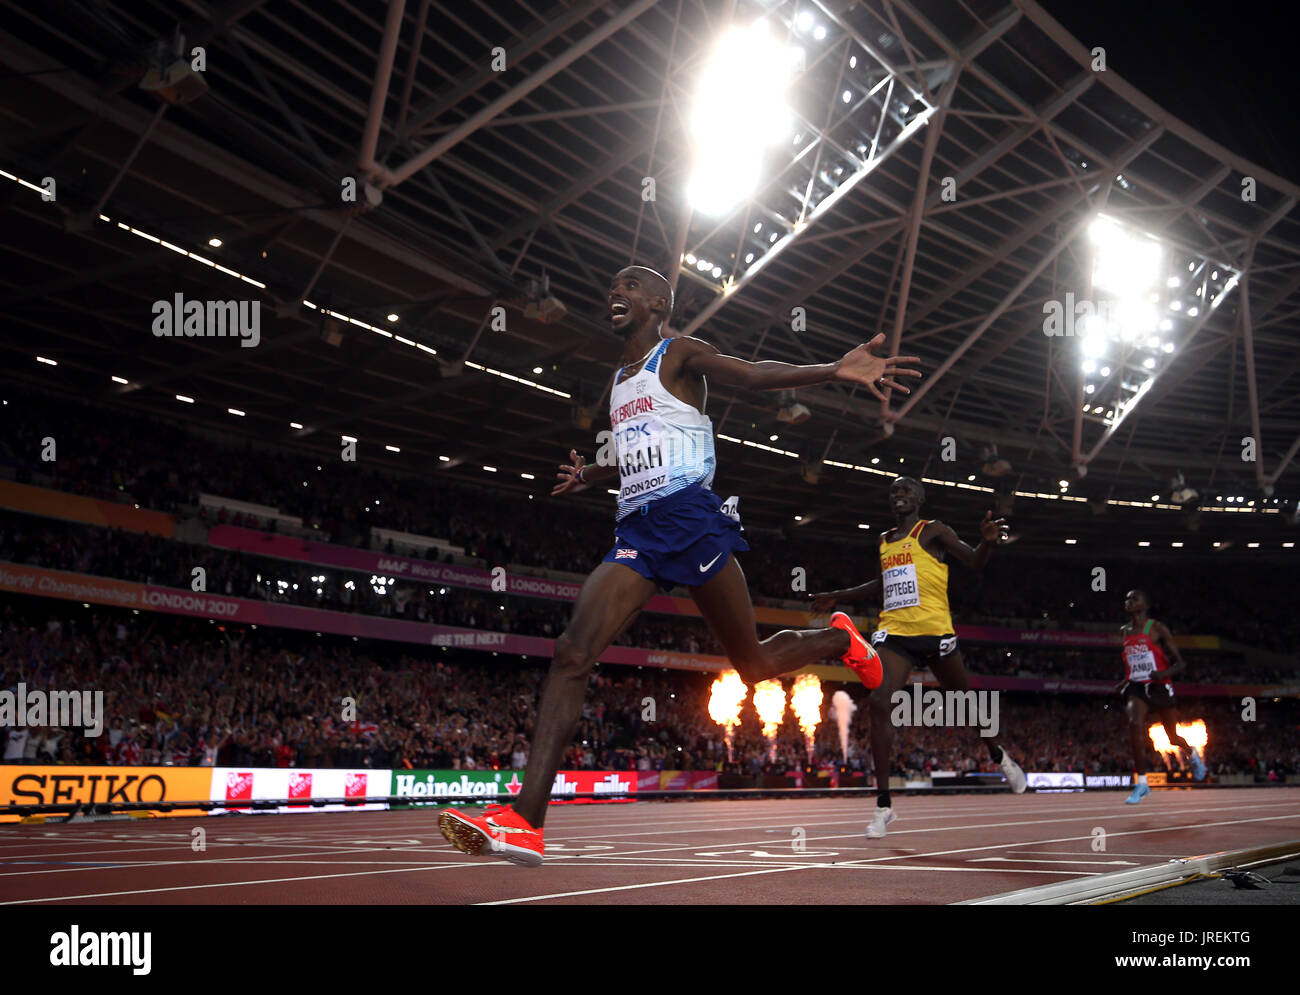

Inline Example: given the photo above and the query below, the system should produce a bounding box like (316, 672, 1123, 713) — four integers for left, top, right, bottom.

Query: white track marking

(476, 865, 810, 904)
(476, 860, 1100, 904)
(0, 860, 515, 905)
(1005, 850, 1177, 857)
(833, 812, 1300, 867)
(968, 857, 1139, 865)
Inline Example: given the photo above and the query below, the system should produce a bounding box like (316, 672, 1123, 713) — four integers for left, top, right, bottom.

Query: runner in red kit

(1117, 589, 1205, 803)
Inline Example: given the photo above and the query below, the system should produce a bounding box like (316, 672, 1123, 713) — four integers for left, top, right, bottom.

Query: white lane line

(1006, 850, 1175, 857)
(832, 864, 1093, 875)
(476, 865, 810, 904)
(0, 834, 478, 864)
(476, 859, 1101, 904)
(833, 812, 1300, 868)
(968, 857, 1139, 866)
(0, 860, 516, 905)
(0, 837, 551, 877)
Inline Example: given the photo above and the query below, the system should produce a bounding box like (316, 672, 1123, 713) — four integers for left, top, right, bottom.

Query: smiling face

(888, 476, 924, 517)
(608, 266, 672, 335)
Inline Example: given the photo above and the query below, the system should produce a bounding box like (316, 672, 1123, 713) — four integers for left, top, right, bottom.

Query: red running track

(0, 787, 1296, 905)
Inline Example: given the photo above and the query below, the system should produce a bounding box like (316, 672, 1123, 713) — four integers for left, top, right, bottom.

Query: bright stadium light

(687, 20, 794, 215)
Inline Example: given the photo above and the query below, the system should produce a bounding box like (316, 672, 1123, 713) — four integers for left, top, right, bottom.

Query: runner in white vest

(440, 264, 921, 866)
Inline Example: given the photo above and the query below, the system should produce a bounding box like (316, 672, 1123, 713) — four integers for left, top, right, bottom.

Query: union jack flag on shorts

(614, 548, 638, 559)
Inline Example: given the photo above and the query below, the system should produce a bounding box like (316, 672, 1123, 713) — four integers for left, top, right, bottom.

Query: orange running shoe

(438, 803, 544, 867)
(830, 611, 883, 689)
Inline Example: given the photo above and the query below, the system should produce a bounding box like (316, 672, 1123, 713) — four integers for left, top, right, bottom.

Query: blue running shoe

(1190, 750, 1206, 781)
(1125, 781, 1151, 804)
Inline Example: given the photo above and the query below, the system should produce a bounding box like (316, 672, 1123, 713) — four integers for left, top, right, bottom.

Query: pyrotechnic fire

(708, 669, 747, 762)
(831, 689, 857, 762)
(753, 679, 787, 761)
(790, 673, 823, 762)
(1149, 720, 1208, 763)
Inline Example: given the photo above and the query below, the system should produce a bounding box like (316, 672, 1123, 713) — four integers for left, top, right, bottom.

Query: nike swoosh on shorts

(698, 552, 723, 572)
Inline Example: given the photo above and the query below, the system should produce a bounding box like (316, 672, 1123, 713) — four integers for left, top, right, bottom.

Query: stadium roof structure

(2, 0, 1297, 552)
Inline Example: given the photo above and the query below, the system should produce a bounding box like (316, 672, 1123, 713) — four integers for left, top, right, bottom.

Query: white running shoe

(999, 750, 1027, 794)
(865, 806, 896, 838)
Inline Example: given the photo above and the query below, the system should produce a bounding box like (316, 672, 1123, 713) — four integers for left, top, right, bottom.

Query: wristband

(577, 465, 587, 483)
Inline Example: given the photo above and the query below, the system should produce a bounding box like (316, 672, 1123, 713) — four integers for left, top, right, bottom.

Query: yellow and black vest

(877, 519, 953, 637)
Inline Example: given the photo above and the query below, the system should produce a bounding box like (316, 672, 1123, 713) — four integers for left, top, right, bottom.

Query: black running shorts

(870, 630, 959, 665)
(1121, 680, 1177, 711)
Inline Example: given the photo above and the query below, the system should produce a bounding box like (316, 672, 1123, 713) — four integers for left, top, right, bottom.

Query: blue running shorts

(601, 483, 749, 591)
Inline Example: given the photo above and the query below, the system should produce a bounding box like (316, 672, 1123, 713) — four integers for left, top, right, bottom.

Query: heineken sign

(391, 770, 524, 806)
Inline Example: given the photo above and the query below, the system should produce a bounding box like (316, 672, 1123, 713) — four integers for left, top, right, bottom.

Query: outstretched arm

(809, 558, 884, 611)
(678, 333, 921, 402)
(929, 512, 1004, 570)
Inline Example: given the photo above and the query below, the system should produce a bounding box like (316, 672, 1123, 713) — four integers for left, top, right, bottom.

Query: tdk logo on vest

(621, 422, 651, 443)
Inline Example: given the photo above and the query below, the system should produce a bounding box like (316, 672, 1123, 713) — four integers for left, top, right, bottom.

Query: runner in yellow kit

(811, 476, 1026, 838)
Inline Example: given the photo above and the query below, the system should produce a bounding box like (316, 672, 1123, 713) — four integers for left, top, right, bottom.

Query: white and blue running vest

(609, 337, 715, 521)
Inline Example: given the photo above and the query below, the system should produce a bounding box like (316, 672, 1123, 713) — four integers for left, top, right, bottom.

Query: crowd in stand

(1, 510, 1292, 686)
(2, 606, 1297, 781)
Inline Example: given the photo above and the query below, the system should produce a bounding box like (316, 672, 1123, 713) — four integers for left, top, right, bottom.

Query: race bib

(720, 495, 740, 522)
(881, 563, 920, 612)
(616, 416, 670, 503)
(870, 628, 888, 646)
(1125, 643, 1157, 680)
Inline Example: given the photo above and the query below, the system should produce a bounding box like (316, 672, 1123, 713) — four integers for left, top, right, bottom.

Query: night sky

(1041, 0, 1296, 183)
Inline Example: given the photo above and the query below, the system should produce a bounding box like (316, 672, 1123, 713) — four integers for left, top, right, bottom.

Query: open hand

(978, 510, 1007, 543)
(835, 334, 922, 401)
(551, 449, 585, 497)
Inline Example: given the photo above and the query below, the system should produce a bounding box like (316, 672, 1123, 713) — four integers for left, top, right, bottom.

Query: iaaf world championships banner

(206, 524, 819, 627)
(1, 562, 1281, 695)
(0, 561, 733, 672)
